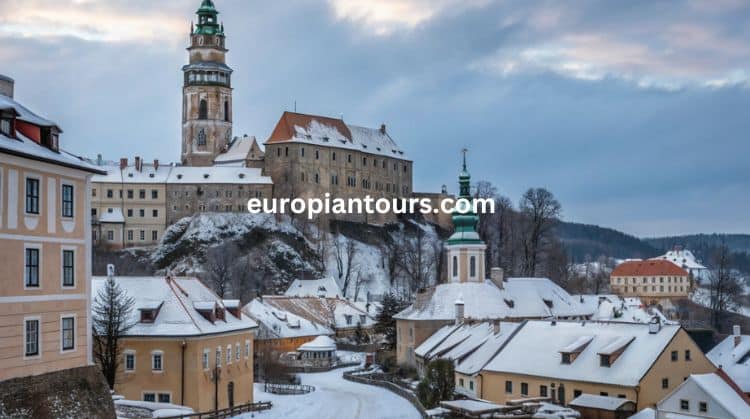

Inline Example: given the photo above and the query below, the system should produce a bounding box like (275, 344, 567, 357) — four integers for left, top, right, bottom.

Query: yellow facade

(116, 330, 255, 412)
(0, 153, 96, 381)
(610, 274, 691, 301)
(479, 329, 715, 410)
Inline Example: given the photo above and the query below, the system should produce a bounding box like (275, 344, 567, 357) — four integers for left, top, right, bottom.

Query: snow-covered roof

(167, 166, 272, 184)
(415, 321, 520, 375)
(213, 135, 263, 165)
(440, 399, 504, 415)
(483, 320, 681, 387)
(707, 333, 750, 392)
(0, 132, 103, 174)
(653, 249, 707, 271)
(298, 335, 337, 352)
(628, 408, 655, 419)
(285, 277, 343, 299)
(91, 276, 257, 337)
(570, 394, 633, 411)
(261, 296, 376, 330)
(0, 93, 57, 128)
(685, 373, 750, 418)
(265, 112, 409, 160)
(581, 295, 673, 325)
(243, 298, 333, 340)
(98, 207, 125, 223)
(91, 163, 272, 185)
(394, 278, 593, 321)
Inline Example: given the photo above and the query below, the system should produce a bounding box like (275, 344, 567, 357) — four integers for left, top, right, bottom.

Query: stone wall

(0, 365, 116, 419)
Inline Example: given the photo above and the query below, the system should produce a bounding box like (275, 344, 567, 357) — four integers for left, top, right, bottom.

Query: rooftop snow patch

(707, 333, 750, 392)
(243, 298, 333, 339)
(569, 394, 633, 411)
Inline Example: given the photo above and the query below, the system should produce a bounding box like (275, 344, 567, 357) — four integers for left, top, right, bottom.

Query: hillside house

(707, 325, 750, 396)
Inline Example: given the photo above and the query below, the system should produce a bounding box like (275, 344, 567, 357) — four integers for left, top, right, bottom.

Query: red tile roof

(611, 259, 689, 277)
(266, 111, 352, 144)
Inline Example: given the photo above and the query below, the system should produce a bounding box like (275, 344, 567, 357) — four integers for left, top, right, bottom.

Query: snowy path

(234, 368, 421, 419)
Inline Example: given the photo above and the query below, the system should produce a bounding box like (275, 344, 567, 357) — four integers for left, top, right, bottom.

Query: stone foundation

(0, 366, 116, 419)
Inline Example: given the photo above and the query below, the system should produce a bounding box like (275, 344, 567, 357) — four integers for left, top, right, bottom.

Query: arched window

(224, 100, 229, 122)
(452, 256, 458, 278)
(470, 256, 476, 277)
(199, 99, 208, 120)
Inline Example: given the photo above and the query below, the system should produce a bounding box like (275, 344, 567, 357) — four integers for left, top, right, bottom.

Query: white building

(707, 325, 750, 395)
(653, 247, 709, 282)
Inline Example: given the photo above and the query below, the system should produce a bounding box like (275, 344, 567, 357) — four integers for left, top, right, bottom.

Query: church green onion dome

(194, 0, 224, 36)
(447, 151, 482, 245)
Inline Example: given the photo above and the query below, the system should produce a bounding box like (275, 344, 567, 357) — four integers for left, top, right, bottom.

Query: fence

(157, 401, 272, 419)
(264, 382, 315, 395)
(343, 370, 428, 419)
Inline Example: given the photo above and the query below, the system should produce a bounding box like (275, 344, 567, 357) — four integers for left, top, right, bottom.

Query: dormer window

(504, 299, 515, 308)
(0, 116, 12, 137)
(600, 354, 611, 367)
(543, 299, 553, 308)
(40, 127, 59, 152)
(139, 301, 163, 323)
(562, 353, 572, 364)
(598, 336, 635, 368)
(560, 335, 593, 365)
(345, 315, 352, 325)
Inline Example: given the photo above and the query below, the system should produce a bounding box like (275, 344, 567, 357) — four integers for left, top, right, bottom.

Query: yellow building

(0, 77, 104, 382)
(610, 259, 692, 303)
(478, 320, 715, 411)
(91, 274, 258, 412)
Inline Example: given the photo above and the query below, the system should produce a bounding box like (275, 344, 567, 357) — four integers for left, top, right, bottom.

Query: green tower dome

(447, 150, 482, 245)
(194, 0, 224, 36)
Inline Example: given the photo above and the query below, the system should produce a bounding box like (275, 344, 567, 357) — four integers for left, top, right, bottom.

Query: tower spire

(447, 150, 481, 245)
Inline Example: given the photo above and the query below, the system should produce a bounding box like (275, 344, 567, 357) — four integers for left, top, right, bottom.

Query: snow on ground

(235, 368, 420, 419)
(692, 287, 750, 318)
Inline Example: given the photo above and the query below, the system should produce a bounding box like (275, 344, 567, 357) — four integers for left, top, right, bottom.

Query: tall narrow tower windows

(199, 99, 208, 120)
(224, 100, 229, 122)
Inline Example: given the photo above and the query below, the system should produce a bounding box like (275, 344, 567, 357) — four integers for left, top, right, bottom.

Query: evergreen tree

(416, 359, 455, 408)
(374, 292, 408, 350)
(92, 275, 136, 389)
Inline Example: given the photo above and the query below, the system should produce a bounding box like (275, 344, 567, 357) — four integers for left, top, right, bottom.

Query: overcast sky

(1, 0, 749, 237)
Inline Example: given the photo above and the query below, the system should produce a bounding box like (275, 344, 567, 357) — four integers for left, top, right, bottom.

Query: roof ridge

(166, 277, 203, 334)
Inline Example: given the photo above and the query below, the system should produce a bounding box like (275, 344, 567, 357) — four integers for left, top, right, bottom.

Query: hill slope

(556, 221, 660, 262)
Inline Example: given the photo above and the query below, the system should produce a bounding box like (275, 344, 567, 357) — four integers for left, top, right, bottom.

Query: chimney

(134, 156, 142, 172)
(380, 124, 386, 134)
(106, 264, 115, 278)
(455, 298, 465, 325)
(649, 317, 661, 334)
(734, 325, 742, 347)
(119, 158, 128, 170)
(493, 319, 501, 335)
(0, 74, 14, 98)
(491, 267, 505, 290)
(154, 159, 159, 171)
(97, 154, 103, 165)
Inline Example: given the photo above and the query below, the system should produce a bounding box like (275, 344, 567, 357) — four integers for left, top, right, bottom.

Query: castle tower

(445, 149, 486, 283)
(181, 0, 233, 166)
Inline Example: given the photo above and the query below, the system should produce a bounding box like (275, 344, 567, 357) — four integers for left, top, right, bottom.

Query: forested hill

(645, 234, 750, 254)
(555, 221, 660, 262)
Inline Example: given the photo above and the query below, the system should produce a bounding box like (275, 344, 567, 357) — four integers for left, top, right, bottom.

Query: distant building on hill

(610, 259, 692, 302)
(284, 277, 343, 299)
(653, 246, 710, 282)
(91, 271, 258, 412)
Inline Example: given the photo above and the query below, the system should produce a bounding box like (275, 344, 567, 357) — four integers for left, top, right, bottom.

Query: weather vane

(462, 147, 468, 171)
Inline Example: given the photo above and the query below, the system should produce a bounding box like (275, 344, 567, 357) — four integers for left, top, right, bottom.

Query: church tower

(445, 150, 486, 283)
(181, 0, 233, 166)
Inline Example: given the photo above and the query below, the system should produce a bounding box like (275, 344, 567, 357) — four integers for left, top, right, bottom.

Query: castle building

(394, 156, 593, 367)
(0, 76, 115, 417)
(181, 0, 233, 167)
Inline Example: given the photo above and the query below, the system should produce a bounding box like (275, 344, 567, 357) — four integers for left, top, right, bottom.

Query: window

(158, 394, 171, 403)
(245, 340, 251, 358)
(685, 350, 691, 361)
(152, 231, 158, 241)
(540, 385, 548, 397)
(143, 393, 156, 402)
(61, 316, 75, 351)
(235, 343, 241, 361)
(106, 189, 113, 198)
(62, 185, 74, 217)
(224, 100, 230, 122)
(216, 347, 222, 367)
(127, 209, 133, 217)
(600, 392, 609, 396)
(0, 117, 12, 136)
(459, 378, 464, 387)
(107, 230, 114, 241)
(680, 399, 689, 410)
(332, 152, 336, 161)
(152, 209, 158, 217)
(151, 190, 158, 199)
(452, 256, 458, 277)
(25, 318, 40, 357)
(199, 99, 208, 119)
(152, 351, 163, 371)
(662, 378, 669, 389)
(25, 247, 40, 288)
(348, 154, 352, 163)
(125, 351, 136, 372)
(671, 350, 678, 361)
(300, 147, 305, 157)
(315, 149, 319, 159)
(699, 401, 707, 412)
(469, 381, 474, 391)
(521, 382, 528, 396)
(600, 354, 611, 367)
(25, 178, 39, 214)
(561, 353, 571, 364)
(62, 250, 75, 287)
(574, 389, 582, 398)
(140, 230, 145, 240)
(139, 190, 146, 199)
(226, 345, 232, 364)
(127, 190, 133, 199)
(127, 230, 133, 241)
(505, 381, 512, 393)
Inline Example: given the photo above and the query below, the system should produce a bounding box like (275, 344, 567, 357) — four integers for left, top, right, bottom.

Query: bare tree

(519, 188, 562, 277)
(92, 274, 136, 389)
(205, 243, 240, 298)
(398, 228, 437, 293)
(709, 244, 742, 331)
(341, 239, 359, 297)
(379, 239, 403, 286)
